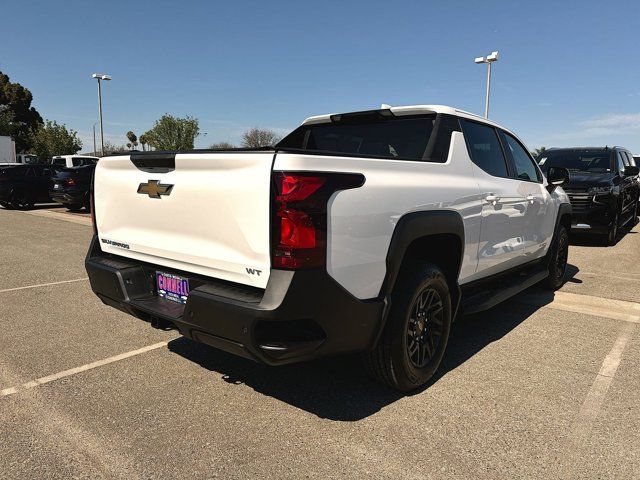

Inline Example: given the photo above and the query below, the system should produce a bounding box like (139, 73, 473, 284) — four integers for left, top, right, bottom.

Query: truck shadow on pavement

(167, 264, 579, 422)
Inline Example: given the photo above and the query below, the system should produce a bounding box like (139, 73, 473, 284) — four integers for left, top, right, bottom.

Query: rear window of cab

(277, 113, 460, 163)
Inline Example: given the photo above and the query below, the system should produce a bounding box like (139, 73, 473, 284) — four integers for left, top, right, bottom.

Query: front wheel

(364, 264, 452, 392)
(544, 224, 569, 290)
(605, 212, 619, 246)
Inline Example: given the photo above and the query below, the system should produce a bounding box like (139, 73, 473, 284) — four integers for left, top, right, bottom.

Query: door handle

(526, 194, 535, 204)
(485, 194, 501, 204)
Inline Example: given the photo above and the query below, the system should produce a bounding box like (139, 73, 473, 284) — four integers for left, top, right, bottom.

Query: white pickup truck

(86, 105, 572, 391)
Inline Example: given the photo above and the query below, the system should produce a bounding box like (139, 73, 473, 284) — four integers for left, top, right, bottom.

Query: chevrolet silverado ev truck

(86, 105, 572, 391)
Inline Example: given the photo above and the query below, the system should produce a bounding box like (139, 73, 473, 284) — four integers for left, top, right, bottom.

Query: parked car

(50, 164, 95, 212)
(50, 155, 99, 168)
(0, 164, 59, 209)
(538, 147, 639, 245)
(634, 155, 640, 167)
(15, 153, 39, 164)
(85, 104, 571, 391)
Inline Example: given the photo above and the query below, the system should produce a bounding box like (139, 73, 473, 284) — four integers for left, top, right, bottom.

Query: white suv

(85, 105, 571, 391)
(51, 155, 98, 168)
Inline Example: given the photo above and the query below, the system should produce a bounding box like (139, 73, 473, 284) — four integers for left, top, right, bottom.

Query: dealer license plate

(156, 271, 190, 304)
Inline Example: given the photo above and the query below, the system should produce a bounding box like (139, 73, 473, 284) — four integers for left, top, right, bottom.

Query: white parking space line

(580, 322, 635, 420)
(0, 342, 168, 398)
(556, 322, 636, 477)
(579, 271, 640, 282)
(516, 290, 640, 324)
(23, 208, 92, 227)
(0, 278, 89, 294)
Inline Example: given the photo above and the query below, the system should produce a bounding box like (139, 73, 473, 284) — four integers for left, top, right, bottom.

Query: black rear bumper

(50, 189, 84, 206)
(85, 236, 386, 365)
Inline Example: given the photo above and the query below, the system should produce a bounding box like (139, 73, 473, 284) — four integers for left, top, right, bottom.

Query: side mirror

(624, 165, 639, 177)
(546, 166, 570, 193)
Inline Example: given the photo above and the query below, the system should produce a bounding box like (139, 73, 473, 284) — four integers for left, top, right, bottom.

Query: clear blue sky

(1, 0, 639, 152)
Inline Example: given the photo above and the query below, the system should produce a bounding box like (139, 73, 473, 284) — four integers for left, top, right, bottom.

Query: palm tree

(126, 131, 138, 150)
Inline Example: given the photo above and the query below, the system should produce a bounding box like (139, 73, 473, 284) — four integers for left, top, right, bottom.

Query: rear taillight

(271, 171, 364, 270)
(66, 178, 76, 186)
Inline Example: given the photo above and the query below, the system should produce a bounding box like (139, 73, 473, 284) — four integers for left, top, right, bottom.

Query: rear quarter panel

(274, 132, 483, 299)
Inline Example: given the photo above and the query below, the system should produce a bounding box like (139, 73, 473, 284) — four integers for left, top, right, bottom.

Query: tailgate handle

(130, 153, 176, 173)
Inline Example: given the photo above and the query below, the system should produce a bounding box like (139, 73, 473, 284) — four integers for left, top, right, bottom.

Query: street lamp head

(91, 73, 112, 81)
(486, 51, 499, 62)
(474, 56, 486, 64)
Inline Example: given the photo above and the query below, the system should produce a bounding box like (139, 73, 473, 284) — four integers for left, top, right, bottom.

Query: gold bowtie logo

(137, 180, 174, 199)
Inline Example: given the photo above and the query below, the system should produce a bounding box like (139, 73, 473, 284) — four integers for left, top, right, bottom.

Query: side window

(616, 151, 626, 173)
(623, 152, 634, 167)
(460, 120, 509, 178)
(499, 131, 541, 182)
(72, 158, 83, 167)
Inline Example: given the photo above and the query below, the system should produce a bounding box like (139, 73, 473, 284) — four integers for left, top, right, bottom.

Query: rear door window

(460, 120, 509, 178)
(52, 158, 66, 167)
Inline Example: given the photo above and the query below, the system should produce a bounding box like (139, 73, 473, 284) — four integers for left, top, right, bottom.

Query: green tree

(145, 114, 199, 150)
(0, 107, 13, 136)
(139, 133, 149, 151)
(103, 141, 128, 155)
(209, 141, 235, 149)
(126, 130, 138, 150)
(532, 147, 547, 159)
(0, 71, 43, 152)
(241, 128, 281, 148)
(29, 120, 82, 162)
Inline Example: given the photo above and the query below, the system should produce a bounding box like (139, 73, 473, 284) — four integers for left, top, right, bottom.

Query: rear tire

(11, 192, 34, 210)
(364, 264, 452, 392)
(67, 205, 82, 213)
(544, 225, 569, 290)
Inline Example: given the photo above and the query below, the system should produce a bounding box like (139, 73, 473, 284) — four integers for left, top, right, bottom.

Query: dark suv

(538, 147, 639, 244)
(50, 164, 95, 212)
(0, 164, 59, 210)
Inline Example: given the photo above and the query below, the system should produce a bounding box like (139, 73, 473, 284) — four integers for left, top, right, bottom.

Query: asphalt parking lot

(1, 207, 639, 479)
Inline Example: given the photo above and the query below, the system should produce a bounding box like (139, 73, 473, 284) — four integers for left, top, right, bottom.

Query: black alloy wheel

(606, 212, 619, 246)
(544, 224, 569, 290)
(406, 287, 445, 368)
(363, 263, 452, 392)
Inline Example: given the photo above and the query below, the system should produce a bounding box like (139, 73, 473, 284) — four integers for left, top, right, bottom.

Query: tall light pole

(474, 51, 499, 118)
(92, 121, 98, 155)
(91, 73, 111, 156)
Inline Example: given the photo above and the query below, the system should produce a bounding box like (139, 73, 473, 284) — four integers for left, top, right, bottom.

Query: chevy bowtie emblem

(137, 180, 174, 199)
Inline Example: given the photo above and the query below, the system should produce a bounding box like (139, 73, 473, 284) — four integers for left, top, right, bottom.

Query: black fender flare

(375, 210, 465, 338)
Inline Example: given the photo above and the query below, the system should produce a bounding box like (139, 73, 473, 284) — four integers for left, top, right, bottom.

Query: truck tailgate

(94, 152, 274, 289)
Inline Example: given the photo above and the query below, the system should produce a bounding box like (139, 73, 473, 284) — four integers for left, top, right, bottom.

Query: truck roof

(302, 104, 502, 128)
